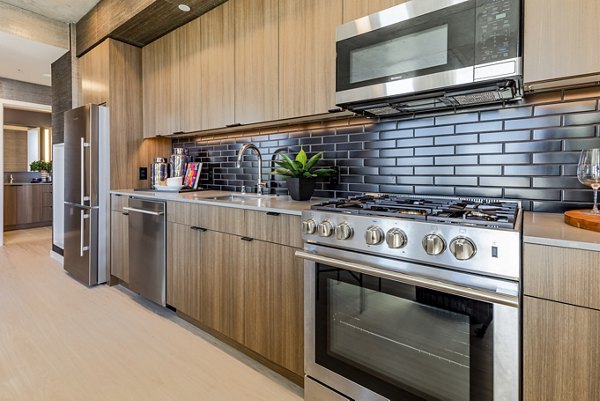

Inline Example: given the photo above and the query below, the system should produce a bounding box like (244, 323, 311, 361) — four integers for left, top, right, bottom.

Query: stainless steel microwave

(336, 0, 523, 117)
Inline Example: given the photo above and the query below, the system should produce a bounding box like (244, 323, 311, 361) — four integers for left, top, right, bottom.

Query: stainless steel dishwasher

(124, 198, 166, 306)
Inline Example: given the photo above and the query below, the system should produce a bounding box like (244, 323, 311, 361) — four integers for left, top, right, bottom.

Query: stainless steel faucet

(236, 143, 265, 194)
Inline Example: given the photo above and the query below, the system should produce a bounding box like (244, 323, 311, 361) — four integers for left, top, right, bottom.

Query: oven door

(299, 247, 519, 401)
(336, 0, 521, 105)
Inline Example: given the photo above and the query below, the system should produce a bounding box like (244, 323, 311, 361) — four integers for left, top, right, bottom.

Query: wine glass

(577, 148, 600, 215)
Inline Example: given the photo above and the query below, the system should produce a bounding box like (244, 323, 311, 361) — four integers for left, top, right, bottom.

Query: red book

(183, 162, 202, 189)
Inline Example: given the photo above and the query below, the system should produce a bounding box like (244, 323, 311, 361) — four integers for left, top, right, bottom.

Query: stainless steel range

(296, 194, 522, 401)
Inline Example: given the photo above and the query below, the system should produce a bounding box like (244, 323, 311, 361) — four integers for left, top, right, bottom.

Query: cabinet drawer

(111, 194, 129, 212)
(167, 202, 245, 236)
(245, 210, 302, 248)
(190, 204, 245, 236)
(523, 243, 600, 309)
(167, 201, 191, 224)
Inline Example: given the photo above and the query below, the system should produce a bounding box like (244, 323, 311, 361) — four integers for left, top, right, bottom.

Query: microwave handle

(295, 250, 518, 308)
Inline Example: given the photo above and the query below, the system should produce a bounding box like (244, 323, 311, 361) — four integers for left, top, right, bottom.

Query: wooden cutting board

(564, 210, 600, 232)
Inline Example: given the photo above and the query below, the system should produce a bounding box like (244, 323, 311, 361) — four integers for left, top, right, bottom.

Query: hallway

(0, 228, 303, 401)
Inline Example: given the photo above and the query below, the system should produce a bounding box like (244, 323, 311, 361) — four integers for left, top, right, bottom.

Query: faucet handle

(241, 185, 247, 194)
(257, 181, 267, 195)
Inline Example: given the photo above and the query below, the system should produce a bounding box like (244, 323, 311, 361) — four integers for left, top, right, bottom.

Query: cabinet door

(524, 0, 600, 85)
(169, 225, 245, 342)
(342, 0, 407, 23)
(200, 2, 235, 130)
(180, 18, 203, 133)
(16, 185, 33, 225)
(3, 186, 17, 227)
(79, 40, 110, 105)
(142, 30, 182, 137)
(233, 0, 279, 125)
(110, 210, 129, 282)
(244, 240, 303, 376)
(197, 230, 245, 343)
(279, 0, 343, 119)
(168, 222, 196, 310)
(523, 296, 600, 401)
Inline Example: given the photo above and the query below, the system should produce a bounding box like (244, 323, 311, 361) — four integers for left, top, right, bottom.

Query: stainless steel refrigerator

(63, 104, 110, 286)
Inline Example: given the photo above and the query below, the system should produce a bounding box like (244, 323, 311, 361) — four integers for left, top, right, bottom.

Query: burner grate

(311, 195, 520, 229)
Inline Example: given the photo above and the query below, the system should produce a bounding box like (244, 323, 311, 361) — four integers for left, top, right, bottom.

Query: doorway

(0, 99, 52, 247)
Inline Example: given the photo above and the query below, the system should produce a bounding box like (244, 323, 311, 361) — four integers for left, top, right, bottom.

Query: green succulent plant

(273, 149, 336, 179)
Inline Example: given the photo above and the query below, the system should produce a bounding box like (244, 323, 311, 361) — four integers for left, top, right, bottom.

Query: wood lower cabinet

(244, 240, 303, 376)
(523, 242, 600, 401)
(4, 184, 52, 231)
(523, 296, 600, 401)
(169, 223, 245, 344)
(166, 202, 304, 382)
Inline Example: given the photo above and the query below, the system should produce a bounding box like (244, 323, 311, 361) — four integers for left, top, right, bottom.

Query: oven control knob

(365, 226, 385, 245)
(318, 221, 334, 237)
(450, 237, 477, 261)
(386, 228, 407, 249)
(335, 223, 354, 240)
(302, 219, 317, 235)
(422, 234, 446, 256)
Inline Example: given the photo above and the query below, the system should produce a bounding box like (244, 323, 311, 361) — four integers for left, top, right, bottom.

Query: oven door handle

(295, 251, 518, 308)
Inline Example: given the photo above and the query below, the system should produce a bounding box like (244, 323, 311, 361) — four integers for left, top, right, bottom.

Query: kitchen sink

(200, 194, 278, 202)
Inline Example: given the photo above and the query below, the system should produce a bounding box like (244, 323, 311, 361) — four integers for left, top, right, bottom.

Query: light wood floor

(0, 228, 304, 401)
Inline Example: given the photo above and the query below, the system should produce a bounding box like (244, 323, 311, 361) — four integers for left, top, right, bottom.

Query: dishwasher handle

(123, 206, 164, 216)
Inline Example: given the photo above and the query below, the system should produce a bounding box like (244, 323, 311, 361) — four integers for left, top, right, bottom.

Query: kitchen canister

(170, 148, 191, 178)
(150, 157, 169, 188)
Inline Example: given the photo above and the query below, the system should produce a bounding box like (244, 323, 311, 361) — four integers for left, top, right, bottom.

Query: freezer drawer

(127, 198, 166, 306)
(64, 203, 99, 286)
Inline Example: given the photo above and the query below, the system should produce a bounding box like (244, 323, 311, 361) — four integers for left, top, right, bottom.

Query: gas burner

(312, 195, 520, 229)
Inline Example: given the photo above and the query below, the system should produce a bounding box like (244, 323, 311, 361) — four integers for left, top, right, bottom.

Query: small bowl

(166, 177, 183, 187)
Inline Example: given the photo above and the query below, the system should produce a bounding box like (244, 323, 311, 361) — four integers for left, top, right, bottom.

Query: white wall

(52, 144, 64, 249)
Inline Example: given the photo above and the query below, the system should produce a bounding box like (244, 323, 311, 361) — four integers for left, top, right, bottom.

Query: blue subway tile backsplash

(173, 87, 600, 212)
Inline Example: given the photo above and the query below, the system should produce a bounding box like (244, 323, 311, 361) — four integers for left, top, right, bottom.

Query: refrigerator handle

(80, 137, 91, 205)
(80, 210, 90, 257)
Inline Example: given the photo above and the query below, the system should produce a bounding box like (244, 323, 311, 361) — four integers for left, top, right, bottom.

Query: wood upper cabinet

(523, 296, 600, 401)
(244, 240, 304, 377)
(278, 0, 343, 119)
(233, 0, 279, 125)
(179, 2, 235, 132)
(80, 40, 110, 105)
(524, 0, 600, 88)
(142, 30, 182, 137)
(342, 0, 407, 23)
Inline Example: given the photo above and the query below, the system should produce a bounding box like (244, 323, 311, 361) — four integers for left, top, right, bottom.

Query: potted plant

(273, 149, 336, 201)
(30, 160, 52, 182)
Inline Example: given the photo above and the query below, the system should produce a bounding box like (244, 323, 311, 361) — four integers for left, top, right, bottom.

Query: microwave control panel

(475, 0, 520, 64)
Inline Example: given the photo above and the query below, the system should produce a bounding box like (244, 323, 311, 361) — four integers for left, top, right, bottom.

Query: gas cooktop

(311, 194, 520, 229)
(303, 194, 522, 279)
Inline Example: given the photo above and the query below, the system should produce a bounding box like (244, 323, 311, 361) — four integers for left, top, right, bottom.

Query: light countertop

(4, 182, 52, 186)
(524, 211, 600, 252)
(111, 189, 322, 216)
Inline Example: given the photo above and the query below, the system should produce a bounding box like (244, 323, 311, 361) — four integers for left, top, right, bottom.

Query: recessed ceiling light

(178, 4, 191, 12)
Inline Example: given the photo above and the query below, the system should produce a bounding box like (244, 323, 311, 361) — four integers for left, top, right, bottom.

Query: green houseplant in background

(29, 160, 52, 182)
(273, 149, 336, 201)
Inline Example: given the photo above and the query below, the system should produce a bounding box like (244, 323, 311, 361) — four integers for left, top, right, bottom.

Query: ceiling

(1, 0, 100, 23)
(0, 31, 67, 86)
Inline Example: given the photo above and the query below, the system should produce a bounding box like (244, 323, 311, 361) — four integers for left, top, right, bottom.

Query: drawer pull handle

(266, 212, 280, 216)
(241, 237, 254, 242)
(191, 226, 207, 232)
